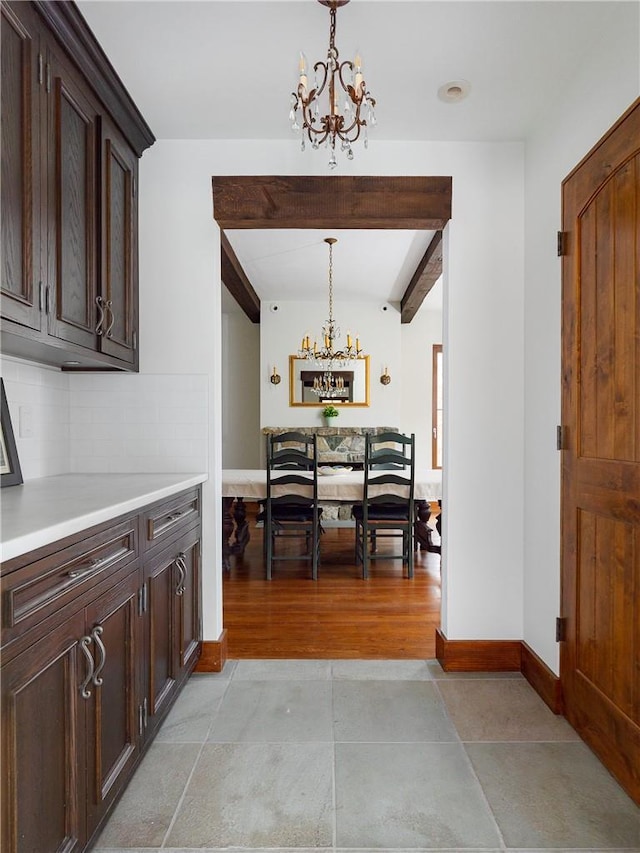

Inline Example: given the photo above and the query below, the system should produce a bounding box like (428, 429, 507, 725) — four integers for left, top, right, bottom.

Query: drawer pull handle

(92, 626, 106, 686)
(80, 635, 95, 699)
(175, 553, 186, 596)
(67, 547, 127, 579)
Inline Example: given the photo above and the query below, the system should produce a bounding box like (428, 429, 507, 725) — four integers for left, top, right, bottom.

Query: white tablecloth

(221, 469, 441, 501)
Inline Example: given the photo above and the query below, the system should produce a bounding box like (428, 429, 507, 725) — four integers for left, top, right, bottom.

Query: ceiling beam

(400, 230, 443, 324)
(212, 176, 452, 231)
(220, 231, 260, 324)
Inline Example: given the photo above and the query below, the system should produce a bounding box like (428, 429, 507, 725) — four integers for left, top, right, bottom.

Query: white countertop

(1, 473, 208, 563)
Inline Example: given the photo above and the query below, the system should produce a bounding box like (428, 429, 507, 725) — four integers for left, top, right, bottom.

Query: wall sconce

(380, 366, 391, 385)
(270, 367, 281, 385)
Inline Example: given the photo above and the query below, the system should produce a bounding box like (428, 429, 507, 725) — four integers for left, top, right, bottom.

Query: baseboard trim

(436, 630, 563, 714)
(521, 641, 564, 714)
(435, 628, 521, 671)
(194, 630, 228, 673)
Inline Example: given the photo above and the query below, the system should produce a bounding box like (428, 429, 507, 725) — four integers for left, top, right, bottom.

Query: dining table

(221, 467, 442, 570)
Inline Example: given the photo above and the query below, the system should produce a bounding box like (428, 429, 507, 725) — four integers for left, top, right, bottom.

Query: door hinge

(132, 175, 137, 198)
(138, 703, 144, 735)
(132, 330, 137, 351)
(38, 281, 44, 311)
(556, 617, 567, 642)
(556, 425, 564, 451)
(557, 231, 568, 256)
(37, 53, 43, 86)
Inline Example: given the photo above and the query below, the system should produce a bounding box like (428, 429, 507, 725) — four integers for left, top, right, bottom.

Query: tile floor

(94, 659, 640, 852)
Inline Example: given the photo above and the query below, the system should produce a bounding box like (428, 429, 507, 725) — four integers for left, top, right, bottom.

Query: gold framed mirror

(289, 355, 370, 407)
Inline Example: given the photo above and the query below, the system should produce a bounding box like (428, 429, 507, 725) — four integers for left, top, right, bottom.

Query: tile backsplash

(1, 358, 208, 480)
(1, 358, 71, 480)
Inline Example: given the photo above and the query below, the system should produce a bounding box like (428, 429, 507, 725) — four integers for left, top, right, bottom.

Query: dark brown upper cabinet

(0, 0, 153, 371)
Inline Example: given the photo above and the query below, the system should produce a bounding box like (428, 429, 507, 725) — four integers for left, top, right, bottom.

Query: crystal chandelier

(289, 0, 377, 168)
(298, 238, 363, 397)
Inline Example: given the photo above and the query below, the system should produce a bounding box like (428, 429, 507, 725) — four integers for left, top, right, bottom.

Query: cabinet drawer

(143, 488, 200, 551)
(2, 517, 138, 637)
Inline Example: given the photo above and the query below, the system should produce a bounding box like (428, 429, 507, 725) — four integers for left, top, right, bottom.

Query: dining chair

(352, 431, 415, 578)
(263, 431, 322, 580)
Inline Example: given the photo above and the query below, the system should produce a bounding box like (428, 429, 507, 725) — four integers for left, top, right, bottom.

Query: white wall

(260, 300, 402, 431)
(523, 7, 640, 673)
(137, 136, 525, 647)
(401, 303, 442, 471)
(222, 311, 260, 468)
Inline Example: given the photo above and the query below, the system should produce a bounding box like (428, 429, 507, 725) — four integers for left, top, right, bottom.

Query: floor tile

(333, 680, 457, 742)
(191, 659, 237, 679)
(331, 658, 434, 680)
(437, 678, 581, 742)
(233, 658, 332, 680)
(466, 741, 640, 848)
(155, 676, 228, 742)
(93, 743, 201, 848)
(335, 741, 502, 848)
(165, 742, 333, 848)
(208, 679, 334, 742)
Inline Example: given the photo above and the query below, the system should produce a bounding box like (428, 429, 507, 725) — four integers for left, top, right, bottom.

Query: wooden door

(561, 98, 640, 803)
(99, 115, 138, 366)
(45, 41, 98, 350)
(84, 571, 140, 839)
(1, 611, 87, 853)
(1, 1, 43, 332)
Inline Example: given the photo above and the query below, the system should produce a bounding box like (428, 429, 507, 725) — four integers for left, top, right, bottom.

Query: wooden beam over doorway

(401, 231, 443, 323)
(212, 176, 452, 231)
(220, 231, 260, 324)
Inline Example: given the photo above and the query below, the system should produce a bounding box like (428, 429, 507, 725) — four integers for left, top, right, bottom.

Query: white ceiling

(77, 0, 618, 313)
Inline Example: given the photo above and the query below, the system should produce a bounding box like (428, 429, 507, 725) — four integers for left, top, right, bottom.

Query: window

(432, 344, 443, 469)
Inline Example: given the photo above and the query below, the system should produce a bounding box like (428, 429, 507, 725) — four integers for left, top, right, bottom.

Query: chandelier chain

(327, 239, 334, 326)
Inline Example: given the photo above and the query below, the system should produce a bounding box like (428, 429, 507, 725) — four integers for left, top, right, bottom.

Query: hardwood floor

(223, 510, 442, 659)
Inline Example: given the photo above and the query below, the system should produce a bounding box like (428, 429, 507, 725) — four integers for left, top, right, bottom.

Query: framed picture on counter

(1, 379, 23, 487)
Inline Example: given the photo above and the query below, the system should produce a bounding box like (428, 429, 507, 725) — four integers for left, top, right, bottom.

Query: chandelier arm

(337, 61, 355, 99)
(311, 61, 330, 98)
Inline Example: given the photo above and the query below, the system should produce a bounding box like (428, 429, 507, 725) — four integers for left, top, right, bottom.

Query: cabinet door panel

(177, 538, 201, 677)
(100, 117, 138, 365)
(0, 2, 42, 331)
(46, 48, 97, 349)
(1, 611, 86, 853)
(146, 552, 177, 728)
(84, 571, 140, 837)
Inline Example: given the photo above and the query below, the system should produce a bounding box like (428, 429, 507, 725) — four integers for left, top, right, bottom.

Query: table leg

(222, 497, 235, 571)
(414, 500, 441, 555)
(230, 497, 251, 555)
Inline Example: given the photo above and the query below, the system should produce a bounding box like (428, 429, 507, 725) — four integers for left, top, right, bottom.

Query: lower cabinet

(0, 486, 202, 853)
(144, 528, 201, 739)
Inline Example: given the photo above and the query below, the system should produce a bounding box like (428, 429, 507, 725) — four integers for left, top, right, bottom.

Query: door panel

(84, 571, 140, 837)
(46, 47, 98, 349)
(146, 552, 177, 728)
(1, 612, 86, 853)
(99, 117, 138, 365)
(0, 1, 42, 331)
(561, 98, 640, 804)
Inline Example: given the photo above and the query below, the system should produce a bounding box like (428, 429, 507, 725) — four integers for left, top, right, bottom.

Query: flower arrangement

(322, 405, 340, 419)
